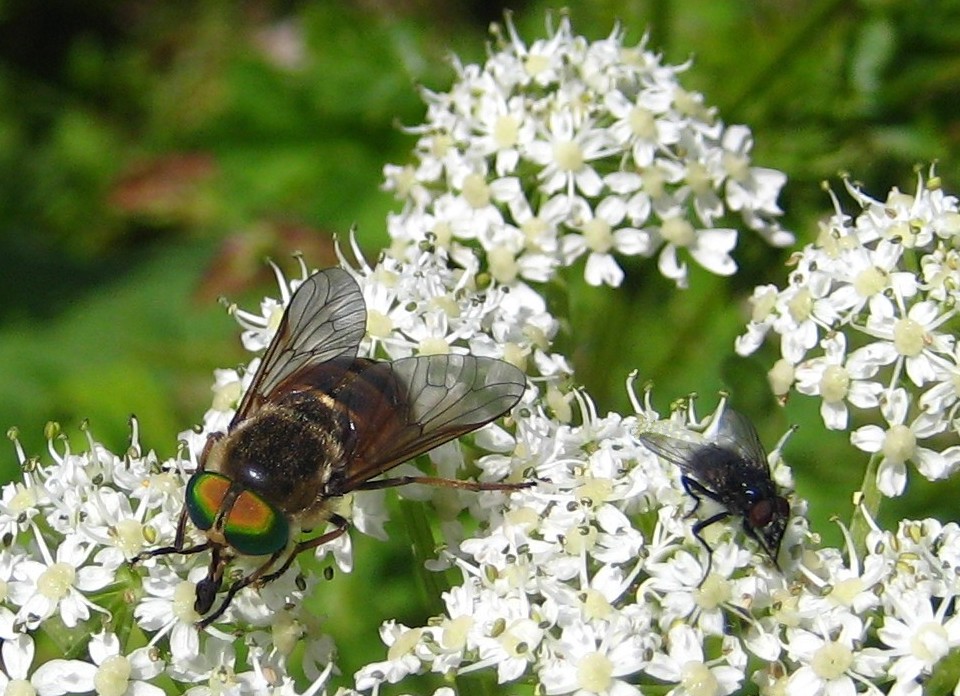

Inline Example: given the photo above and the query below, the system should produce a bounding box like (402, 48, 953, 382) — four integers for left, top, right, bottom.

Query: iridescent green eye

(186, 472, 229, 532)
(223, 488, 289, 556)
(186, 472, 289, 556)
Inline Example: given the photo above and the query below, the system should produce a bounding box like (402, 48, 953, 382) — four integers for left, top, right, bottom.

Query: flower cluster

(383, 15, 791, 288)
(737, 171, 960, 496)
(0, 210, 582, 693)
(350, 391, 794, 696)
(345, 390, 960, 696)
(5, 361, 960, 694)
(1, 420, 336, 694)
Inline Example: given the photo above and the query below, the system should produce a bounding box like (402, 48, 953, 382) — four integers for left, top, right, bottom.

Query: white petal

(744, 626, 782, 661)
(735, 323, 768, 356)
(626, 191, 651, 225)
(575, 167, 603, 197)
(613, 228, 650, 255)
(608, 681, 643, 696)
(881, 388, 909, 425)
(88, 632, 118, 664)
(128, 681, 166, 696)
(847, 381, 882, 408)
(912, 411, 946, 438)
(691, 238, 738, 274)
(585, 253, 624, 287)
(2, 634, 35, 679)
(128, 647, 165, 680)
(850, 425, 885, 453)
(32, 660, 96, 696)
(169, 623, 201, 663)
(667, 624, 704, 663)
(905, 354, 937, 387)
(848, 343, 898, 370)
(696, 227, 738, 255)
(497, 657, 528, 683)
(821, 400, 849, 430)
(76, 565, 115, 592)
(606, 171, 642, 194)
(58, 595, 91, 628)
(908, 300, 940, 325)
(877, 458, 907, 496)
(596, 195, 626, 225)
(657, 244, 687, 286)
(913, 447, 950, 481)
(644, 652, 681, 682)
(134, 601, 175, 630)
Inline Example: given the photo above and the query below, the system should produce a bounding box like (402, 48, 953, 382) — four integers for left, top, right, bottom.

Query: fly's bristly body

(636, 407, 790, 576)
(135, 267, 529, 628)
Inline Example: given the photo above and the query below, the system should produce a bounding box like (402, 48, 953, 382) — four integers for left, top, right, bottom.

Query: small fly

(636, 407, 790, 574)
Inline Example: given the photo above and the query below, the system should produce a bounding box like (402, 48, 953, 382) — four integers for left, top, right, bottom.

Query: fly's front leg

(133, 431, 222, 564)
(196, 546, 285, 630)
(689, 510, 732, 581)
(680, 475, 731, 581)
(132, 502, 206, 563)
(196, 516, 352, 629)
(681, 475, 728, 517)
(257, 514, 351, 587)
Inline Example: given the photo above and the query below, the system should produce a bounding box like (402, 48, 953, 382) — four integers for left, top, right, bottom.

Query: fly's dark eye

(751, 496, 790, 529)
(749, 499, 774, 528)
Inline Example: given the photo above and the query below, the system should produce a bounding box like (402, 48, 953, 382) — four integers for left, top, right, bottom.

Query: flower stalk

(849, 452, 882, 558)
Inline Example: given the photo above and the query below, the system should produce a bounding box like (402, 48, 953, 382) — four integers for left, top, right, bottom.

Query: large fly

(135, 267, 529, 627)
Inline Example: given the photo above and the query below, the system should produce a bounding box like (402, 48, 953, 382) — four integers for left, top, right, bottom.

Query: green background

(1, 0, 958, 688)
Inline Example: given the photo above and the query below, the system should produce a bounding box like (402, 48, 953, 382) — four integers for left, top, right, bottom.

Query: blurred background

(2, 0, 959, 683)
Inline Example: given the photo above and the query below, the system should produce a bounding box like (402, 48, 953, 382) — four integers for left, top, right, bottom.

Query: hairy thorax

(204, 392, 350, 516)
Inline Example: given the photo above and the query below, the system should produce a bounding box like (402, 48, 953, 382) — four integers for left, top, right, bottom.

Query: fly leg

(132, 498, 205, 563)
(256, 513, 351, 589)
(195, 546, 284, 630)
(132, 432, 222, 564)
(680, 475, 729, 581)
(195, 516, 352, 629)
(355, 476, 533, 492)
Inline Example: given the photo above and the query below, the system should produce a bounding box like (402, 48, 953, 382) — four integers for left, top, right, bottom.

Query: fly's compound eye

(186, 472, 290, 556)
(748, 495, 791, 530)
(186, 471, 229, 532)
(224, 488, 290, 556)
(748, 498, 775, 529)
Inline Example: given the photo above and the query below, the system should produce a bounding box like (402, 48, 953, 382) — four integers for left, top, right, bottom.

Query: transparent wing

(637, 408, 769, 474)
(712, 409, 770, 474)
(636, 428, 705, 475)
(325, 354, 526, 490)
(230, 268, 366, 427)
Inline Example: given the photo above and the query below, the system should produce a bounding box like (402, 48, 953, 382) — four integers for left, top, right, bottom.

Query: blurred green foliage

(2, 0, 960, 689)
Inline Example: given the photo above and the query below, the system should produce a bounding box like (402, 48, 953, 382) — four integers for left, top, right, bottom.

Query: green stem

(927, 646, 960, 696)
(398, 497, 500, 696)
(848, 452, 882, 555)
(539, 275, 573, 362)
(397, 497, 450, 617)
